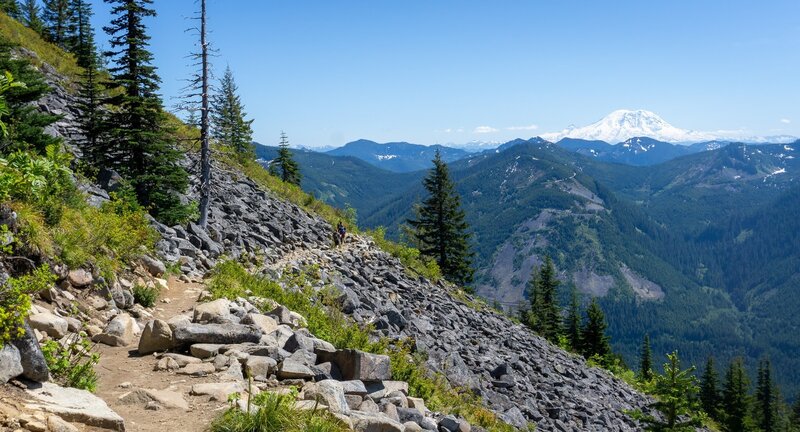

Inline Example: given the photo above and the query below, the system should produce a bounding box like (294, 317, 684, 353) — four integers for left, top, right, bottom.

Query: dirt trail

(92, 277, 228, 432)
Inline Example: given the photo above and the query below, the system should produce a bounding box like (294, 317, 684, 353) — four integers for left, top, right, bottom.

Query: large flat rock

(172, 323, 262, 346)
(24, 381, 125, 431)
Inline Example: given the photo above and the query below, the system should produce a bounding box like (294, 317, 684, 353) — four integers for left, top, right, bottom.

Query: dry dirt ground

(91, 277, 228, 432)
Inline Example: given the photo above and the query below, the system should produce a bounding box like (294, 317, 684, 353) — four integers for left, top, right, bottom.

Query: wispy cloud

(781, 118, 791, 124)
(473, 126, 498, 134)
(507, 124, 539, 131)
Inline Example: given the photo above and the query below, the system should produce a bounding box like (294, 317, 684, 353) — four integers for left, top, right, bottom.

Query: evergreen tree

(638, 334, 653, 382)
(19, 0, 45, 36)
(700, 356, 721, 420)
(0, 38, 60, 154)
(0, 0, 20, 18)
(564, 286, 581, 351)
(635, 351, 703, 431)
(75, 43, 105, 168)
(0, 72, 25, 137)
(407, 150, 474, 286)
(102, 0, 191, 224)
(528, 257, 561, 343)
(67, 0, 95, 68)
(791, 396, 800, 429)
(210, 65, 253, 158)
(722, 358, 752, 432)
(268, 131, 301, 186)
(755, 359, 776, 432)
(42, 0, 70, 47)
(580, 298, 611, 360)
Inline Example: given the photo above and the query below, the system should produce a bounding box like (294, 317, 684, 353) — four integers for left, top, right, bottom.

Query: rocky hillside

(0, 41, 656, 432)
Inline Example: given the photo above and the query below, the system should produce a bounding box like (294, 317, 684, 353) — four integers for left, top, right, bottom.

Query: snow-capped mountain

(541, 109, 796, 144)
(541, 109, 715, 143)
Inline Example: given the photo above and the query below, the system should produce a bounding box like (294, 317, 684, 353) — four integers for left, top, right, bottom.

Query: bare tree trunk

(198, 0, 211, 228)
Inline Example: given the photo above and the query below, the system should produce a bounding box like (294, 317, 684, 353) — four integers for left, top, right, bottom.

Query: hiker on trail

(337, 221, 347, 244)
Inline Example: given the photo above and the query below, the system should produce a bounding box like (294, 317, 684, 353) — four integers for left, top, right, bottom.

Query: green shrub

(41, 331, 99, 392)
(53, 196, 157, 280)
(0, 264, 54, 345)
(132, 284, 159, 307)
(0, 145, 78, 225)
(211, 391, 347, 432)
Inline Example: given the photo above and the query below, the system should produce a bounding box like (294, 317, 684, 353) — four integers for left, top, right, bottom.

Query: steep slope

(254, 143, 423, 215)
(327, 139, 470, 172)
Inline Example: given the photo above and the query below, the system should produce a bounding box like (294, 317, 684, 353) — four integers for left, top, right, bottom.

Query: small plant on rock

(132, 284, 159, 308)
(0, 265, 54, 345)
(41, 331, 100, 392)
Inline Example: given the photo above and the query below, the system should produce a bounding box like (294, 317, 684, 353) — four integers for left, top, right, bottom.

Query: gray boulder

(0, 344, 23, 383)
(316, 349, 391, 382)
(137, 319, 173, 354)
(245, 356, 276, 380)
(304, 380, 349, 414)
(241, 313, 278, 334)
(29, 312, 69, 339)
(25, 381, 125, 431)
(347, 411, 405, 432)
(276, 358, 315, 380)
(193, 299, 235, 324)
(140, 255, 166, 277)
(93, 313, 137, 347)
(10, 322, 49, 382)
(172, 323, 261, 346)
(283, 331, 314, 353)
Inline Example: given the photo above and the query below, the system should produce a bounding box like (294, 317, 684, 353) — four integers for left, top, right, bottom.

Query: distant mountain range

(325, 139, 470, 172)
(307, 110, 794, 171)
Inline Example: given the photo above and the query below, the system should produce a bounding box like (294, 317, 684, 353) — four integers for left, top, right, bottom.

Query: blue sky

(89, 0, 800, 148)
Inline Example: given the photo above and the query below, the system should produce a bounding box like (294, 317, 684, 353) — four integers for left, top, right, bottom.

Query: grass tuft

(210, 390, 348, 432)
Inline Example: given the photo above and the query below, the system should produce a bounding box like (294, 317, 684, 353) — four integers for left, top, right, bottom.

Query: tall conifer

(210, 66, 253, 158)
(102, 0, 191, 224)
(564, 286, 581, 351)
(19, 0, 45, 36)
(67, 0, 94, 68)
(700, 356, 721, 420)
(268, 131, 301, 186)
(755, 359, 776, 432)
(580, 298, 611, 360)
(638, 334, 653, 382)
(407, 150, 474, 286)
(722, 358, 752, 432)
(75, 43, 105, 167)
(42, 0, 70, 47)
(528, 257, 561, 342)
(0, 0, 20, 18)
